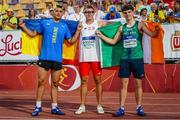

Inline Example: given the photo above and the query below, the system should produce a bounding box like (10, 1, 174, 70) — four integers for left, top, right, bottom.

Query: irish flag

(142, 22, 164, 64)
(98, 21, 164, 68)
(98, 22, 123, 68)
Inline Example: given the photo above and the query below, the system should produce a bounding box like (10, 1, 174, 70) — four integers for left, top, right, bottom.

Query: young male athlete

(19, 5, 80, 116)
(96, 4, 159, 117)
(69, 5, 106, 114)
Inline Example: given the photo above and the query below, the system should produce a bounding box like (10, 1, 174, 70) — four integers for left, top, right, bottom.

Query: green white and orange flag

(98, 21, 164, 68)
(98, 22, 123, 68)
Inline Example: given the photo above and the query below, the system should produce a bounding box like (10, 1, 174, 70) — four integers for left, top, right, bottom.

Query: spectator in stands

(158, 3, 164, 11)
(0, 0, 2, 30)
(135, 7, 148, 21)
(19, 5, 80, 116)
(80, 0, 89, 13)
(174, 1, 180, 15)
(44, 2, 54, 18)
(163, 3, 173, 17)
(68, 4, 85, 21)
(99, 0, 106, 11)
(2, 8, 18, 30)
(68, 0, 76, 15)
(37, 2, 53, 19)
(115, 0, 123, 12)
(147, 3, 165, 23)
(170, 1, 180, 22)
(92, 2, 105, 20)
(76, 0, 83, 6)
(153, 0, 163, 6)
(62, 1, 71, 19)
(27, 9, 40, 19)
(0, 0, 9, 21)
(104, 6, 121, 20)
(0, 0, 3, 21)
(128, 0, 138, 11)
(0, 17, 2, 30)
(62, 1, 75, 19)
(163, 3, 173, 23)
(138, 0, 151, 15)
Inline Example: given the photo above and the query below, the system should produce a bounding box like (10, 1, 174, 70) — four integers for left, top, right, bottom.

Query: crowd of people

(0, 0, 180, 30)
(0, 0, 179, 118)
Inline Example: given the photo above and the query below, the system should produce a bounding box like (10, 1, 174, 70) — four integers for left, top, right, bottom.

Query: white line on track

(0, 94, 180, 100)
(0, 101, 180, 106)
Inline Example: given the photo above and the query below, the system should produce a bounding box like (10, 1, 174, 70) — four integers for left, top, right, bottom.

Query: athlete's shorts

(79, 62, 102, 77)
(37, 60, 62, 70)
(118, 58, 144, 79)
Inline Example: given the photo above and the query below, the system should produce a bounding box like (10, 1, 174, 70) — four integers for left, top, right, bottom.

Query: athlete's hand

(77, 22, 83, 31)
(154, 25, 159, 31)
(18, 19, 25, 27)
(95, 30, 103, 37)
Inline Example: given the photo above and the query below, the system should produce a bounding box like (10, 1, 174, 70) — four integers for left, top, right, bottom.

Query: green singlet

(120, 21, 143, 59)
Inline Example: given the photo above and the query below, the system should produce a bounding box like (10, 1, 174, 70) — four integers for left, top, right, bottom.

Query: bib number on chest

(82, 36, 96, 49)
(123, 39, 137, 48)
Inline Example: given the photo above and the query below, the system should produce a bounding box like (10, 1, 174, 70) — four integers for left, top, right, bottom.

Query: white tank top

(79, 21, 100, 62)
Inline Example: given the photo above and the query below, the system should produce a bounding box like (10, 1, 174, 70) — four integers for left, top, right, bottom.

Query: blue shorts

(118, 59, 144, 79)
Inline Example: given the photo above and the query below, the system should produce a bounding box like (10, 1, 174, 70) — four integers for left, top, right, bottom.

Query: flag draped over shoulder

(21, 19, 79, 60)
(98, 22, 123, 68)
(98, 21, 164, 68)
(61, 19, 79, 60)
(142, 22, 164, 64)
(21, 19, 42, 56)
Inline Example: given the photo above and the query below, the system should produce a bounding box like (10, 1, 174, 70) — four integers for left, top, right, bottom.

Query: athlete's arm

(68, 22, 82, 44)
(139, 21, 159, 37)
(96, 26, 122, 45)
(19, 21, 37, 37)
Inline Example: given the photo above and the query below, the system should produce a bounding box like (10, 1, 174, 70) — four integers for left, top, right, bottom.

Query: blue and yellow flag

(21, 19, 79, 60)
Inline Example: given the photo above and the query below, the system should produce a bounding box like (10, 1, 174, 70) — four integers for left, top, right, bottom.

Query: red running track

(0, 90, 180, 119)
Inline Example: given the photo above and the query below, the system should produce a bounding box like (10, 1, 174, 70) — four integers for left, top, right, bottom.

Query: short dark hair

(55, 4, 65, 11)
(175, 1, 180, 4)
(63, 1, 68, 4)
(83, 5, 94, 12)
(140, 8, 147, 15)
(28, 9, 37, 18)
(122, 4, 134, 12)
(92, 2, 98, 7)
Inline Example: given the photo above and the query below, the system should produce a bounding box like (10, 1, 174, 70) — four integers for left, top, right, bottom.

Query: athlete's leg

(31, 65, 48, 116)
(51, 69, 61, 104)
(75, 62, 90, 114)
(36, 66, 48, 102)
(120, 78, 129, 107)
(134, 78, 143, 106)
(91, 62, 102, 106)
(50, 62, 65, 115)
